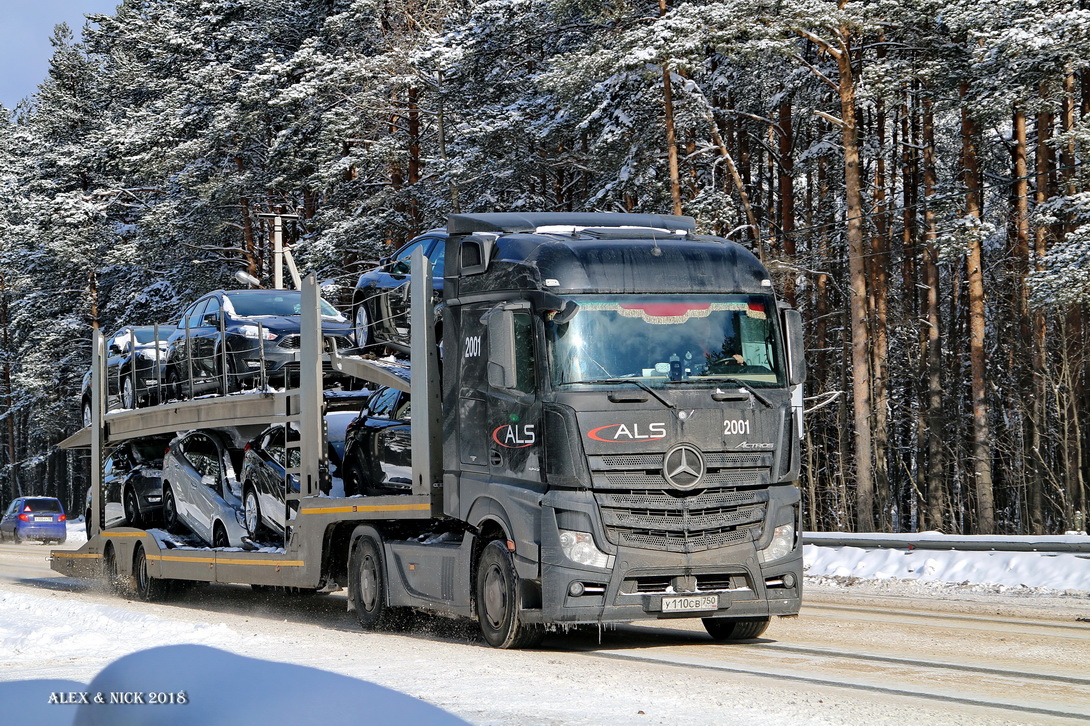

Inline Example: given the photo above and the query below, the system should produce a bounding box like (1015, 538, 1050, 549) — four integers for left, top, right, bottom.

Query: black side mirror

(781, 308, 806, 387)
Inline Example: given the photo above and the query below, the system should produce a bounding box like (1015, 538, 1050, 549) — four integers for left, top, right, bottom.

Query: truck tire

(702, 616, 770, 641)
(133, 543, 169, 601)
(103, 541, 130, 595)
(350, 536, 398, 630)
(476, 539, 543, 649)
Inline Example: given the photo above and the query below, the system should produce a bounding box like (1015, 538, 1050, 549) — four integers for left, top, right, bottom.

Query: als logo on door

(586, 422, 667, 443)
(492, 424, 536, 448)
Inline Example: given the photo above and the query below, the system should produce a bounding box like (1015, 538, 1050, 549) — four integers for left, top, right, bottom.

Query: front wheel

(123, 487, 143, 529)
(702, 616, 770, 641)
(212, 523, 230, 549)
(351, 536, 395, 630)
(166, 368, 185, 401)
(82, 400, 93, 427)
(476, 539, 543, 649)
(353, 303, 372, 347)
(121, 375, 136, 409)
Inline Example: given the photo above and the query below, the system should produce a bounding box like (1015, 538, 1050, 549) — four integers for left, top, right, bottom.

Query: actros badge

(662, 444, 705, 490)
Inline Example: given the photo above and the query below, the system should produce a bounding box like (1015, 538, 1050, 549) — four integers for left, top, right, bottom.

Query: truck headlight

(758, 523, 795, 564)
(558, 530, 613, 569)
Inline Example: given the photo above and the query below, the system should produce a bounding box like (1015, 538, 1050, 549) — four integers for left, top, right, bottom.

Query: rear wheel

(162, 485, 181, 533)
(123, 487, 143, 529)
(82, 400, 93, 427)
(133, 543, 169, 601)
(103, 541, 125, 593)
(243, 486, 262, 539)
(476, 539, 543, 649)
(702, 616, 770, 641)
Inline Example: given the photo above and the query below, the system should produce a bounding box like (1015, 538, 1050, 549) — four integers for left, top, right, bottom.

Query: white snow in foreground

(71, 645, 465, 726)
(0, 589, 464, 726)
(804, 535, 1090, 593)
(0, 590, 235, 667)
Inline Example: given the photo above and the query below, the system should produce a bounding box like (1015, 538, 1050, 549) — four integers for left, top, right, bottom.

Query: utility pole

(257, 211, 301, 290)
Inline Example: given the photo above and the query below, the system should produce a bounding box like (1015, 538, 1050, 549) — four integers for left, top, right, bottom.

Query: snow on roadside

(804, 542, 1090, 595)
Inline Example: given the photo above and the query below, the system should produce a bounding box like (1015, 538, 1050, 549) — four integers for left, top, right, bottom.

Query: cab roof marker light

(533, 225, 676, 235)
(545, 279, 560, 287)
(761, 279, 772, 287)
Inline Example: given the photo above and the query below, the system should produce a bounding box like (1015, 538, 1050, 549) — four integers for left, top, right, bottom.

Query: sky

(0, 0, 120, 111)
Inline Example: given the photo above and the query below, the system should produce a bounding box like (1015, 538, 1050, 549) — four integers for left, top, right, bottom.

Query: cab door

(484, 305, 543, 486)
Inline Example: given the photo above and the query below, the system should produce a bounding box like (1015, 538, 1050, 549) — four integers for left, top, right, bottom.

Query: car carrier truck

(53, 212, 806, 648)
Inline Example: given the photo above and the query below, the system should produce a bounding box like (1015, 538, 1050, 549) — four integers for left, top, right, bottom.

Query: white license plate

(661, 594, 718, 613)
(34, 516, 52, 522)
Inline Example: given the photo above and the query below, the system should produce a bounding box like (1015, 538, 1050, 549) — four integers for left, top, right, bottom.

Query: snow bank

(804, 543, 1090, 592)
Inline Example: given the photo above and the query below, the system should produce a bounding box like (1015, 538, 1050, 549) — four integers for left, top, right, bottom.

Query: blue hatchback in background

(0, 497, 67, 544)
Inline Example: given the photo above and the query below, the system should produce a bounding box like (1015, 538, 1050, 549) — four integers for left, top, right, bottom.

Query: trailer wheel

(123, 487, 143, 529)
(102, 541, 129, 594)
(133, 543, 169, 601)
(702, 616, 770, 641)
(351, 536, 394, 630)
(476, 540, 543, 649)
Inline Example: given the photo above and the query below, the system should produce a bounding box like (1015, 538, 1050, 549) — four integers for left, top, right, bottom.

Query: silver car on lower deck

(161, 429, 248, 548)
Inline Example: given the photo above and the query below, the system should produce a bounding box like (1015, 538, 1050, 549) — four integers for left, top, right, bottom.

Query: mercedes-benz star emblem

(663, 444, 705, 490)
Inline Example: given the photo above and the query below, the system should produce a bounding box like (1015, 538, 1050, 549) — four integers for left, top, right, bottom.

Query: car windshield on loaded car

(163, 289, 354, 398)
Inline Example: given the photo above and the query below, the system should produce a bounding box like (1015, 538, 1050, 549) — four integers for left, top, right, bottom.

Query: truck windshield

(546, 295, 785, 388)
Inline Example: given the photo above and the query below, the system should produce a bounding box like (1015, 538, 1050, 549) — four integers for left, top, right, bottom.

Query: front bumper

(537, 547, 801, 624)
(530, 497, 801, 625)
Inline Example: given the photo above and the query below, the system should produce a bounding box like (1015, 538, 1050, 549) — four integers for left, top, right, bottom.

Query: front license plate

(34, 516, 52, 522)
(661, 594, 719, 613)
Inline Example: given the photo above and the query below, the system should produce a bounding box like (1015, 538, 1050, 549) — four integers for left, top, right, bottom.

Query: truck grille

(592, 450, 772, 553)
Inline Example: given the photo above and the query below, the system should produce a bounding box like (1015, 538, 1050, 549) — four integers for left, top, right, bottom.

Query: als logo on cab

(586, 422, 667, 443)
(492, 424, 536, 448)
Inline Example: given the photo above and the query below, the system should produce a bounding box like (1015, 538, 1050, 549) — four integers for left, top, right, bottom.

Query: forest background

(1, 0, 1088, 536)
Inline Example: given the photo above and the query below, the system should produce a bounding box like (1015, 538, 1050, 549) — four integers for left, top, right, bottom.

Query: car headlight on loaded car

(758, 523, 795, 564)
(558, 530, 613, 569)
(239, 325, 278, 340)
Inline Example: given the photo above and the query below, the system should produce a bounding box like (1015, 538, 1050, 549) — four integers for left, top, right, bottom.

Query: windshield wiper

(704, 377, 775, 408)
(564, 378, 676, 410)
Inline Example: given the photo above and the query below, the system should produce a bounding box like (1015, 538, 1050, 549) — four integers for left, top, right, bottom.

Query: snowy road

(2, 539, 1089, 725)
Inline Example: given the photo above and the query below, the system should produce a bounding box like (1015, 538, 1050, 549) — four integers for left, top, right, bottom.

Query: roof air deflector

(446, 212, 696, 236)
